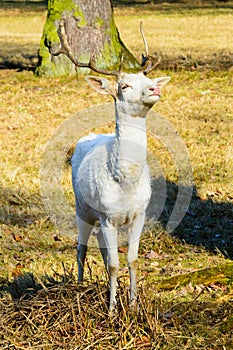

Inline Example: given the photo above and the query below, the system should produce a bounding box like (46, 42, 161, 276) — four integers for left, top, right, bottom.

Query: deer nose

(149, 87, 161, 96)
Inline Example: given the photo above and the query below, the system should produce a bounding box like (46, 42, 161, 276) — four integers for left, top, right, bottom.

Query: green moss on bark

(36, 0, 139, 77)
(96, 14, 140, 72)
(36, 0, 79, 76)
(73, 6, 87, 27)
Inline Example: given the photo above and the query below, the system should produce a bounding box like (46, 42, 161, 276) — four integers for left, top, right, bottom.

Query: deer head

(85, 73, 170, 117)
(52, 19, 170, 116)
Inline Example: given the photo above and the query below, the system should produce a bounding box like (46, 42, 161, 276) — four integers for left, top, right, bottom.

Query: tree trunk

(36, 0, 140, 76)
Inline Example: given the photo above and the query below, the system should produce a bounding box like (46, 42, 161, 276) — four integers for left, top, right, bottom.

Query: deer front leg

(100, 222, 119, 313)
(127, 213, 145, 310)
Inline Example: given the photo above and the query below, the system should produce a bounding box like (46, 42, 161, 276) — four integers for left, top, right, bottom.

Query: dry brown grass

(1, 242, 233, 349)
(1, 278, 232, 349)
(0, 1, 233, 349)
(116, 8, 233, 70)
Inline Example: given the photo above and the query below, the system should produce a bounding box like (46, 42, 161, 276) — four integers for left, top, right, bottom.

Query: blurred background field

(1, 0, 233, 70)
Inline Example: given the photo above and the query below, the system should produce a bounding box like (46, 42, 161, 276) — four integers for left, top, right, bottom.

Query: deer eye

(121, 83, 130, 90)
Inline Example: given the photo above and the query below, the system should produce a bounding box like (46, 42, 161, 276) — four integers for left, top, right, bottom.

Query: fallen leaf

(178, 282, 195, 296)
(195, 284, 204, 294)
(145, 250, 169, 260)
(118, 246, 127, 253)
(135, 335, 150, 346)
(145, 250, 160, 259)
(12, 232, 22, 242)
(12, 263, 24, 278)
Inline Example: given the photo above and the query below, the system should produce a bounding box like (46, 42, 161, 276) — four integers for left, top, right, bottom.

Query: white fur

(72, 72, 170, 312)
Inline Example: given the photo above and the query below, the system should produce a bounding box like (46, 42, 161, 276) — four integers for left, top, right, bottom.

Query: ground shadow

(148, 177, 233, 259)
(0, 47, 39, 71)
(113, 0, 233, 10)
(1, 176, 232, 259)
(0, 1, 46, 71)
(0, 0, 47, 11)
(0, 270, 74, 300)
(174, 192, 233, 259)
(1, 47, 232, 72)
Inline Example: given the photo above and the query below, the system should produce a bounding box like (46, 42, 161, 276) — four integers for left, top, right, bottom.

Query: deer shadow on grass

(172, 193, 233, 259)
(0, 268, 75, 301)
(148, 177, 233, 260)
(2, 178, 231, 258)
(0, 261, 108, 305)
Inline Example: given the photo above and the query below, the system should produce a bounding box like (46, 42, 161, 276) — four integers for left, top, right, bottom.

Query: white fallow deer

(54, 20, 170, 313)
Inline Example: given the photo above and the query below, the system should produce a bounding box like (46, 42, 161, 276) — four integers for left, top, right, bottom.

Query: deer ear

(154, 76, 171, 89)
(85, 76, 115, 96)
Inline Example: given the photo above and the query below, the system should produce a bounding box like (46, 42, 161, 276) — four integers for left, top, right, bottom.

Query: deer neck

(109, 101, 148, 183)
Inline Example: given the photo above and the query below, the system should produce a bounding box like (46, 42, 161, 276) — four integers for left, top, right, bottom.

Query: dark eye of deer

(121, 83, 129, 90)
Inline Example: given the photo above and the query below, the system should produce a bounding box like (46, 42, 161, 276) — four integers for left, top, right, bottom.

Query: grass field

(0, 1, 233, 349)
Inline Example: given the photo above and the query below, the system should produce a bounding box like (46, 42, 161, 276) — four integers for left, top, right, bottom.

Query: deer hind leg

(97, 229, 108, 271)
(127, 213, 145, 309)
(100, 222, 119, 313)
(76, 217, 94, 282)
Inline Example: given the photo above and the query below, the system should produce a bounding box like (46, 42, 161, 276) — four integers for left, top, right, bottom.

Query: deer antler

(51, 18, 120, 77)
(140, 21, 161, 75)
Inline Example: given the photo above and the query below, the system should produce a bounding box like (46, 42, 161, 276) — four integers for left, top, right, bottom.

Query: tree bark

(36, 0, 140, 76)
